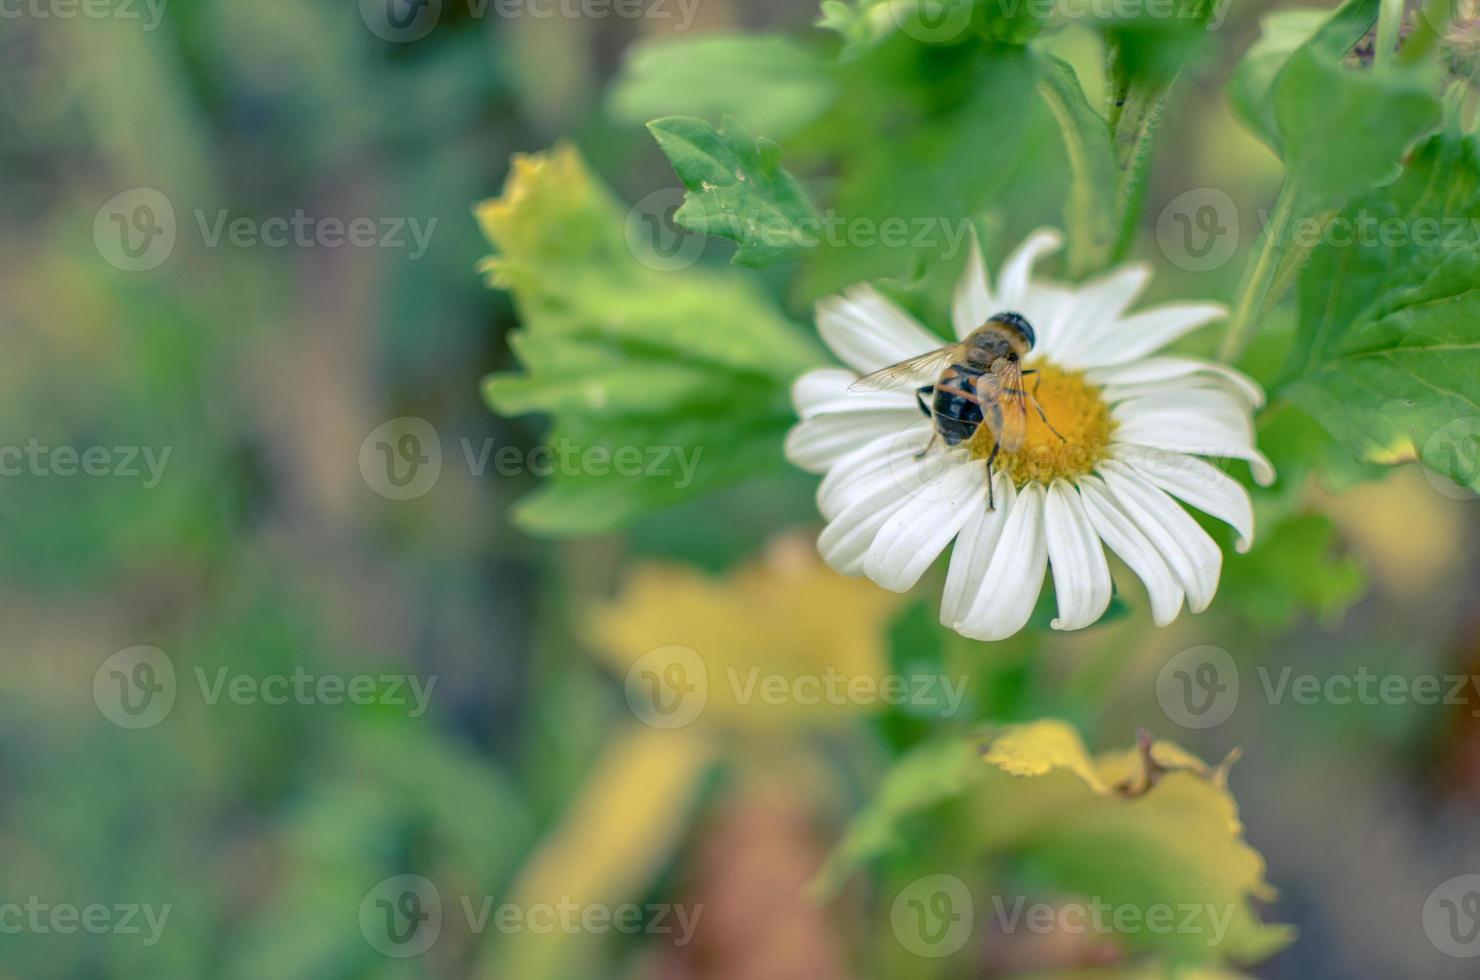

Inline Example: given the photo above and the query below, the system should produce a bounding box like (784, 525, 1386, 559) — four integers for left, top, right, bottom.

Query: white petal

(817, 425, 933, 519)
(996, 229, 1064, 312)
(1043, 480, 1113, 631)
(1098, 463, 1222, 614)
(815, 285, 943, 374)
(1112, 445, 1256, 553)
(818, 492, 913, 577)
(953, 482, 1049, 642)
(792, 368, 915, 418)
(951, 230, 994, 339)
(940, 472, 1015, 626)
(865, 458, 987, 592)
(1070, 302, 1227, 369)
(1037, 264, 1151, 364)
(785, 410, 922, 474)
(1018, 282, 1077, 356)
(1113, 392, 1275, 486)
(1077, 476, 1185, 626)
(1087, 356, 1264, 409)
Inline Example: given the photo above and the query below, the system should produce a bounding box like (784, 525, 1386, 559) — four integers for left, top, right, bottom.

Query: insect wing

(978, 358, 1030, 452)
(848, 344, 964, 393)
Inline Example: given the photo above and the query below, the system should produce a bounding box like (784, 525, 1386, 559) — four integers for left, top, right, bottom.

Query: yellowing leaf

(816, 722, 1294, 969)
(474, 144, 823, 535)
(473, 725, 715, 980)
(980, 718, 1109, 792)
(586, 538, 905, 731)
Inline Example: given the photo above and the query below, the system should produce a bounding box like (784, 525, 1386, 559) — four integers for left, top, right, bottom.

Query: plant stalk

(1218, 180, 1301, 363)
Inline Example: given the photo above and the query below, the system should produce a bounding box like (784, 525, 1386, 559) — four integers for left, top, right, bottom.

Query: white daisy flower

(785, 229, 1275, 641)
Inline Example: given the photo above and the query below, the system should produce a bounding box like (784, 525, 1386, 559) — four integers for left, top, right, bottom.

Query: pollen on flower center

(965, 362, 1115, 484)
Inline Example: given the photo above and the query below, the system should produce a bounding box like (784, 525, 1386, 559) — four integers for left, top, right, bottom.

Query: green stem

(1218, 179, 1300, 363)
(1112, 84, 1173, 263)
(1375, 0, 1405, 66)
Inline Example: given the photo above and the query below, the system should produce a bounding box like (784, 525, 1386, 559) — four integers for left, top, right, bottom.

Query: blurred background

(1, 0, 1478, 977)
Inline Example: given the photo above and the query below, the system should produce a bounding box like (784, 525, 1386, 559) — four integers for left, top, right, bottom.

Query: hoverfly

(849, 312, 1063, 510)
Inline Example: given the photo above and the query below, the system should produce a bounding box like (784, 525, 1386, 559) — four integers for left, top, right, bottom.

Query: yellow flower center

(965, 363, 1115, 484)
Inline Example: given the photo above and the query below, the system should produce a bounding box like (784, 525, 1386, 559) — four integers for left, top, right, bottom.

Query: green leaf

(475, 144, 823, 536)
(1236, 0, 1443, 210)
(811, 737, 980, 898)
(1222, 513, 1367, 628)
(1036, 54, 1119, 277)
(1275, 48, 1442, 210)
(818, 0, 1048, 56)
(803, 43, 1040, 293)
(648, 115, 822, 268)
(1284, 134, 1480, 490)
(1228, 0, 1385, 153)
(1228, 7, 1334, 152)
(608, 34, 836, 137)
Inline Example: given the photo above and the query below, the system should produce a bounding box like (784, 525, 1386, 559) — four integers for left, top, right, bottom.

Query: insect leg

(914, 429, 942, 460)
(984, 441, 1001, 511)
(914, 385, 934, 418)
(1029, 398, 1067, 442)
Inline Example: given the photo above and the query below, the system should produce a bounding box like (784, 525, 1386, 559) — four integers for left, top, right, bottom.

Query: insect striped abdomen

(932, 365, 984, 445)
